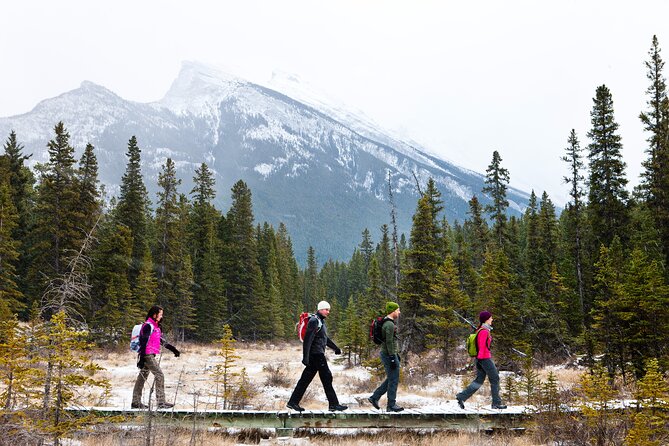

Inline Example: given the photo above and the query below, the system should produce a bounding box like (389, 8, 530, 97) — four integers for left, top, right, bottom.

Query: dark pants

(288, 354, 339, 406)
(456, 358, 502, 406)
(371, 351, 400, 408)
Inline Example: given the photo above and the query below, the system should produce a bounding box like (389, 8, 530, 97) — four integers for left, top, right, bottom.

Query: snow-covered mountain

(0, 61, 529, 263)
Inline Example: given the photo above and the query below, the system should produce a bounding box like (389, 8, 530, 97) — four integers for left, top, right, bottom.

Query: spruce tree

(359, 228, 374, 274)
(189, 163, 225, 341)
(482, 150, 510, 247)
(76, 143, 102, 234)
(399, 193, 438, 352)
(29, 122, 82, 305)
(222, 180, 262, 338)
(2, 131, 34, 312)
(465, 195, 488, 269)
(561, 129, 588, 335)
(0, 183, 23, 318)
(587, 85, 629, 249)
(116, 136, 151, 290)
(639, 35, 669, 270)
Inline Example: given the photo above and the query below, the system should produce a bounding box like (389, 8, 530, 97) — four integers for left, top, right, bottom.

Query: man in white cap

(287, 300, 347, 412)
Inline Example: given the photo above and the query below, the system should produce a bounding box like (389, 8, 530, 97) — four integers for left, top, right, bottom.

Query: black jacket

(302, 313, 338, 365)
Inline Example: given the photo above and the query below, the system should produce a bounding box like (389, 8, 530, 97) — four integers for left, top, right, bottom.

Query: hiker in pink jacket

(456, 311, 507, 410)
(131, 305, 181, 409)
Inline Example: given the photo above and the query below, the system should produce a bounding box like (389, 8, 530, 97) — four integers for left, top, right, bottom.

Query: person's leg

(386, 354, 400, 408)
(316, 357, 339, 406)
(456, 359, 487, 402)
(132, 367, 150, 405)
(480, 359, 502, 406)
(145, 355, 166, 404)
(370, 352, 391, 401)
(288, 363, 318, 405)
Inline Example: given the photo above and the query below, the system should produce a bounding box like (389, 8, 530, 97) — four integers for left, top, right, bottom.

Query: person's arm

(138, 323, 152, 356)
(383, 320, 396, 355)
(302, 317, 318, 365)
(160, 336, 181, 357)
(326, 336, 341, 354)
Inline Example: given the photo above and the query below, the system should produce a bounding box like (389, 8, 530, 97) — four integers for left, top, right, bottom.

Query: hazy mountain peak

(158, 61, 246, 115)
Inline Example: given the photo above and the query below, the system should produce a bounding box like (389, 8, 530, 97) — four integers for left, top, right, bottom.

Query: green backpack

(466, 328, 482, 357)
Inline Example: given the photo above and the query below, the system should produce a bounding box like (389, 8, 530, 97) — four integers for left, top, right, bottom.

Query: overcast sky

(2, 0, 668, 205)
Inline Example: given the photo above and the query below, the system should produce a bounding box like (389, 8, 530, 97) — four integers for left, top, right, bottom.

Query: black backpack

(370, 316, 390, 345)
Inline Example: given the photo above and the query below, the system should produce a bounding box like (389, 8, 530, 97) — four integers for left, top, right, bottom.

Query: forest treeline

(1, 36, 669, 382)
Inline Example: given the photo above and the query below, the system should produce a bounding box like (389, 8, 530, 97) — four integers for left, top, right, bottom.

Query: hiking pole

(452, 310, 477, 330)
(511, 347, 528, 358)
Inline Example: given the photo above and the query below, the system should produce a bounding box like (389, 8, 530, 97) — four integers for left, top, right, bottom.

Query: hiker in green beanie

(367, 302, 404, 412)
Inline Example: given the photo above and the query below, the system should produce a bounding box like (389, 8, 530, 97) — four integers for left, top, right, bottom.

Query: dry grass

(73, 427, 543, 446)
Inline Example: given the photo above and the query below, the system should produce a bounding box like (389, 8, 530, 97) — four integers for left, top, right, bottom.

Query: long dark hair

(146, 305, 163, 325)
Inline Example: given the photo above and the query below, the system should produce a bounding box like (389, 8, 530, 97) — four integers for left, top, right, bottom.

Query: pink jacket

(145, 317, 162, 355)
(476, 328, 492, 359)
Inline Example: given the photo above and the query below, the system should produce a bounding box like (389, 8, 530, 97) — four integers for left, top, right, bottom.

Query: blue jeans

(371, 351, 400, 408)
(456, 358, 502, 406)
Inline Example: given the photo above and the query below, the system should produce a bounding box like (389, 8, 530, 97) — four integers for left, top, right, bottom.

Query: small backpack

(130, 322, 154, 353)
(296, 312, 322, 342)
(370, 316, 389, 345)
(466, 328, 483, 357)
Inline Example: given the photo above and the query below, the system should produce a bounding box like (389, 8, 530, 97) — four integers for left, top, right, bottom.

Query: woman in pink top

(131, 305, 181, 409)
(455, 311, 507, 410)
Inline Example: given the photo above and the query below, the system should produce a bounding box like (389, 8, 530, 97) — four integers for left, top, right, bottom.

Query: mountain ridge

(0, 61, 529, 263)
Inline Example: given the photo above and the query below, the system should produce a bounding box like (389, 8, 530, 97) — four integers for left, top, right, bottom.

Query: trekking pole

(452, 310, 477, 330)
(511, 347, 528, 358)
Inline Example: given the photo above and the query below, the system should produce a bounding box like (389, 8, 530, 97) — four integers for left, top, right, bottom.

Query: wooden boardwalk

(67, 406, 531, 436)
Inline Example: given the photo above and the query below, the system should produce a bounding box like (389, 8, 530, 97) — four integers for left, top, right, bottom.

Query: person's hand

(137, 355, 146, 369)
(165, 343, 181, 357)
(389, 355, 397, 370)
(334, 347, 342, 355)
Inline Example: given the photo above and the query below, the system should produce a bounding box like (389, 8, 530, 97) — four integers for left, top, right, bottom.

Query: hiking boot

(329, 404, 348, 411)
(367, 397, 380, 410)
(131, 402, 148, 409)
(286, 402, 305, 412)
(387, 405, 404, 412)
(456, 396, 465, 409)
(491, 404, 507, 410)
(157, 402, 174, 409)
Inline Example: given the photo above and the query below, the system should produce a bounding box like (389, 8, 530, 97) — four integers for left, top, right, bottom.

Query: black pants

(288, 354, 339, 406)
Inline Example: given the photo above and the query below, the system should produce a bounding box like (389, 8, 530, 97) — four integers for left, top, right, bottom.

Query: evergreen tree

(587, 85, 629, 248)
(211, 324, 240, 409)
(561, 129, 588, 336)
(116, 136, 151, 289)
(222, 180, 262, 338)
(29, 122, 83, 309)
(0, 183, 23, 318)
(465, 195, 488, 269)
(275, 223, 300, 339)
(639, 35, 669, 270)
(189, 163, 225, 341)
(425, 255, 468, 365)
(89, 220, 136, 342)
(303, 246, 320, 310)
(483, 150, 510, 247)
(377, 224, 395, 300)
(399, 193, 438, 352)
(76, 143, 101, 234)
(2, 131, 34, 312)
(153, 158, 184, 334)
(359, 228, 373, 274)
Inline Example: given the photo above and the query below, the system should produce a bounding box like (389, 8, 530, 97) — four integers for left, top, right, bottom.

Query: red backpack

(297, 312, 322, 342)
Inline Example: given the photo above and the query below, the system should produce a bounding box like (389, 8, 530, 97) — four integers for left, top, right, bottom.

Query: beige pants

(132, 354, 166, 405)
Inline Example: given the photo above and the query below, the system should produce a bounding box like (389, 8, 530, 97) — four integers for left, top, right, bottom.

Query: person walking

(456, 310, 507, 410)
(368, 301, 404, 412)
(287, 301, 348, 412)
(132, 305, 182, 409)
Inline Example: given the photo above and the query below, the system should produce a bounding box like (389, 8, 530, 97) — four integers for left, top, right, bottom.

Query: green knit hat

(386, 301, 399, 314)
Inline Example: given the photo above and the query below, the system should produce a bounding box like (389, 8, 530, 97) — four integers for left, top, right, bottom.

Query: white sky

(2, 0, 668, 205)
